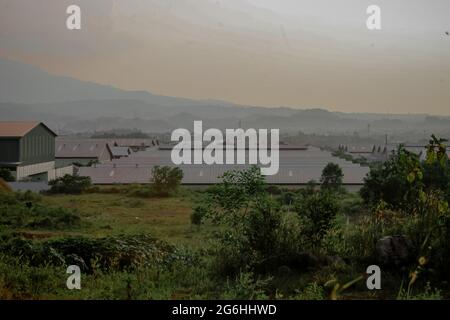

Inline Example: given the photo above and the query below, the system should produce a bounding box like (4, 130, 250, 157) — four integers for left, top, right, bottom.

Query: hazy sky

(0, 0, 449, 114)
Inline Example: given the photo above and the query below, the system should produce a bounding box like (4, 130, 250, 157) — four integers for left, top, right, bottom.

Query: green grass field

(1, 180, 447, 300)
(31, 189, 215, 248)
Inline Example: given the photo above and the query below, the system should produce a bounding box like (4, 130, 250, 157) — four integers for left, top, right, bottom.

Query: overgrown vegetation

(48, 175, 92, 194)
(0, 168, 14, 182)
(320, 162, 343, 192)
(0, 135, 449, 300)
(151, 166, 183, 197)
(0, 190, 81, 229)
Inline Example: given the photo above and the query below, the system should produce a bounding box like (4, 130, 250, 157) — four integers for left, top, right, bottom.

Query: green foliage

(360, 146, 422, 211)
(295, 191, 340, 244)
(339, 194, 366, 217)
(361, 140, 450, 213)
(279, 191, 296, 206)
(191, 205, 207, 225)
(0, 254, 66, 299)
(0, 252, 211, 300)
(48, 174, 92, 194)
(320, 163, 344, 191)
(266, 185, 282, 195)
(398, 282, 442, 300)
(0, 233, 198, 273)
(209, 166, 266, 214)
(126, 184, 154, 198)
(0, 190, 81, 229)
(305, 180, 318, 194)
(0, 168, 14, 182)
(203, 166, 303, 275)
(151, 166, 183, 197)
(1, 135, 450, 300)
(221, 272, 270, 299)
(293, 283, 326, 300)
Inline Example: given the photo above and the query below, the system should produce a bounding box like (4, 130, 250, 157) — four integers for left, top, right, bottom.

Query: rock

(376, 235, 414, 266)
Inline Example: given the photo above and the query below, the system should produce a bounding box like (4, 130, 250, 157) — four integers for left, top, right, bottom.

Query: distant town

(1, 120, 447, 193)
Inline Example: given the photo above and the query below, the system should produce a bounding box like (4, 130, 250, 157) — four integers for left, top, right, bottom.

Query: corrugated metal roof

(78, 164, 369, 185)
(57, 138, 156, 147)
(55, 141, 111, 159)
(78, 147, 369, 185)
(0, 122, 56, 137)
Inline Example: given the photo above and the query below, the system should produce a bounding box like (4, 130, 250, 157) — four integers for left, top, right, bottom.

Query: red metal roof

(0, 121, 56, 137)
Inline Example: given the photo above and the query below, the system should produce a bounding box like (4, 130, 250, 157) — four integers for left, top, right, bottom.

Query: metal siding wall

(20, 124, 55, 165)
(48, 165, 74, 181)
(17, 161, 55, 181)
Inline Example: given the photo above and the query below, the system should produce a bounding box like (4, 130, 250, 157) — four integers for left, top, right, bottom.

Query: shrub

(48, 175, 92, 194)
(0, 168, 14, 182)
(340, 194, 366, 218)
(293, 283, 326, 300)
(0, 190, 81, 229)
(221, 272, 270, 299)
(266, 185, 282, 195)
(0, 233, 198, 273)
(203, 167, 303, 275)
(305, 180, 318, 194)
(279, 191, 296, 206)
(191, 206, 207, 225)
(321, 163, 343, 192)
(127, 185, 154, 198)
(295, 191, 340, 245)
(0, 254, 66, 299)
(151, 166, 183, 197)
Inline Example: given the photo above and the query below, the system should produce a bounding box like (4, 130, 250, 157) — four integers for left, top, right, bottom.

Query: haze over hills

(0, 58, 449, 138)
(0, 58, 235, 107)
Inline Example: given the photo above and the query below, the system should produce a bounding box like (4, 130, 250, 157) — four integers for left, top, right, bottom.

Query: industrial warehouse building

(54, 138, 158, 165)
(55, 139, 113, 167)
(0, 121, 73, 181)
(78, 146, 369, 189)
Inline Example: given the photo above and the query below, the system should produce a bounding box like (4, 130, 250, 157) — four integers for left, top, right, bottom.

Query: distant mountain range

(1, 58, 449, 138)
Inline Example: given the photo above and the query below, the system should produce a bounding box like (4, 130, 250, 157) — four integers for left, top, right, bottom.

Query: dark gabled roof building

(0, 121, 57, 181)
(55, 139, 113, 166)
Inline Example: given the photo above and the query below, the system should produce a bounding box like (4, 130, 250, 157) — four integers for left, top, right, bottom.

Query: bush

(202, 167, 303, 275)
(151, 166, 183, 197)
(191, 206, 207, 225)
(0, 168, 14, 182)
(279, 191, 296, 206)
(293, 283, 326, 300)
(266, 185, 282, 195)
(0, 233, 198, 273)
(127, 185, 154, 198)
(320, 163, 344, 192)
(0, 190, 81, 229)
(0, 254, 66, 299)
(295, 191, 340, 244)
(48, 175, 92, 194)
(221, 272, 270, 299)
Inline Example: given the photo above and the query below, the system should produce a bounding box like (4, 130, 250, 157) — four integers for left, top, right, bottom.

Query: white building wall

(47, 166, 74, 181)
(16, 161, 55, 181)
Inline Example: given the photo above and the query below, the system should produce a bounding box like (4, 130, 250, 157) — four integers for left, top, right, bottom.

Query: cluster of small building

(1, 121, 374, 190)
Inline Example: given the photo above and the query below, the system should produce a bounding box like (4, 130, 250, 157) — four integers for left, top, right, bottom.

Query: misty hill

(1, 58, 450, 138)
(0, 58, 233, 108)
